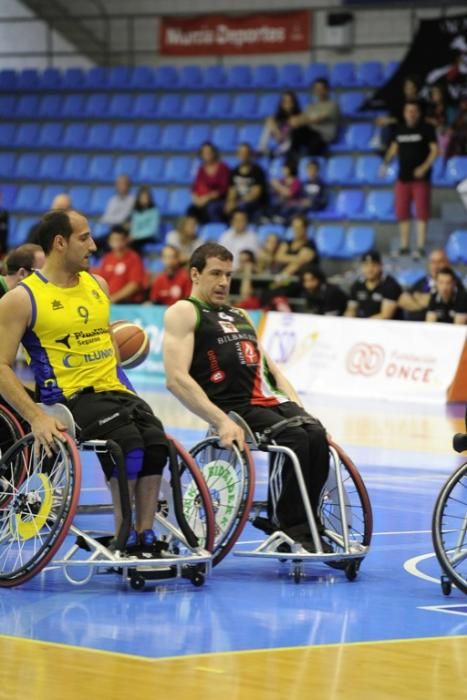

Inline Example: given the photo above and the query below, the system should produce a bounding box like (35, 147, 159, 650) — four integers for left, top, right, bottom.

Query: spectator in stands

(288, 78, 340, 159)
(0, 244, 45, 298)
(372, 75, 425, 152)
(129, 185, 160, 250)
(299, 159, 328, 213)
(149, 245, 191, 306)
(298, 265, 347, 316)
(446, 97, 467, 159)
(426, 267, 467, 324)
(256, 232, 282, 274)
(218, 210, 259, 269)
(187, 142, 230, 224)
(166, 215, 204, 266)
(275, 214, 318, 276)
(380, 101, 438, 259)
(398, 248, 464, 321)
(224, 143, 268, 221)
(234, 250, 261, 310)
(95, 225, 146, 304)
(345, 250, 402, 319)
(100, 175, 135, 227)
(257, 91, 302, 158)
(269, 161, 303, 222)
(425, 84, 456, 159)
(51, 193, 72, 211)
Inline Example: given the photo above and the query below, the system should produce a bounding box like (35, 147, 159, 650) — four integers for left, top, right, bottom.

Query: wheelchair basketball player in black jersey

(163, 242, 330, 549)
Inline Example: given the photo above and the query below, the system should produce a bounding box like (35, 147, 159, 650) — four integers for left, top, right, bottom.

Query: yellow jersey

(20, 271, 132, 404)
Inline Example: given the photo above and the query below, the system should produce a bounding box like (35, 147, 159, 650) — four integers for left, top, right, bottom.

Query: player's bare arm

(163, 300, 245, 450)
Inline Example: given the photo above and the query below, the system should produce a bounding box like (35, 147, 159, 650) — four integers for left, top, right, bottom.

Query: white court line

(237, 529, 433, 545)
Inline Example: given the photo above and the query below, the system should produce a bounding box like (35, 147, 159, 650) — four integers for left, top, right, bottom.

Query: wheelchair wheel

(432, 461, 467, 595)
(156, 436, 215, 555)
(189, 437, 255, 566)
(319, 441, 373, 566)
(0, 432, 81, 588)
(0, 404, 27, 508)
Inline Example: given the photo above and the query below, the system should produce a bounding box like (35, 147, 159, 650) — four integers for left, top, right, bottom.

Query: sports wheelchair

(0, 402, 214, 591)
(188, 411, 373, 583)
(432, 430, 467, 596)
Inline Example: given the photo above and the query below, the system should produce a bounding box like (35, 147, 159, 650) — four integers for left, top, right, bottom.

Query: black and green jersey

(188, 296, 287, 411)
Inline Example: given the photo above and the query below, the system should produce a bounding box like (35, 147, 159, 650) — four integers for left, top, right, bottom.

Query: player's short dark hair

(6, 244, 43, 274)
(436, 266, 455, 279)
(37, 210, 74, 254)
(189, 243, 233, 272)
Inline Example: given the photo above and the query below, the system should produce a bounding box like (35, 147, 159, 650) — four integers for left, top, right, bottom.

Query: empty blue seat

(15, 95, 40, 118)
(108, 66, 132, 90)
(304, 63, 329, 86)
(85, 94, 109, 117)
(338, 91, 365, 117)
(315, 225, 345, 257)
(138, 156, 166, 184)
(185, 124, 212, 151)
(110, 123, 138, 150)
(39, 184, 65, 210)
(62, 154, 91, 182)
(160, 124, 187, 151)
(154, 66, 179, 89)
(13, 185, 42, 213)
(238, 124, 262, 147)
(131, 94, 158, 119)
(206, 94, 232, 119)
(355, 190, 395, 221)
(162, 156, 192, 185)
(330, 62, 356, 88)
(157, 94, 183, 118)
(253, 65, 278, 89)
(432, 156, 449, 186)
(86, 124, 113, 150)
(108, 93, 133, 118)
(11, 217, 36, 246)
(326, 156, 355, 185)
(226, 65, 252, 89)
(114, 155, 140, 181)
(61, 94, 86, 118)
(335, 190, 365, 218)
(356, 61, 384, 87)
(0, 69, 17, 92)
(200, 222, 227, 241)
(0, 183, 17, 211)
(256, 223, 285, 242)
(341, 123, 374, 151)
(38, 122, 64, 148)
(89, 186, 114, 217)
(396, 268, 425, 288)
(40, 68, 62, 90)
(445, 157, 467, 184)
(342, 226, 375, 257)
(0, 123, 16, 147)
(88, 155, 115, 182)
(84, 67, 108, 90)
(18, 69, 40, 91)
(0, 153, 16, 178)
(181, 94, 207, 119)
(62, 67, 85, 90)
(178, 65, 203, 89)
(63, 122, 89, 149)
(446, 230, 467, 264)
(202, 65, 227, 89)
(152, 187, 169, 214)
(134, 125, 161, 152)
(0, 95, 16, 117)
(166, 188, 191, 217)
(278, 63, 304, 89)
(68, 185, 92, 213)
(212, 124, 238, 151)
(38, 95, 63, 118)
(232, 93, 258, 119)
(14, 123, 40, 147)
(355, 155, 396, 185)
(14, 153, 41, 179)
(130, 65, 155, 89)
(38, 154, 65, 180)
(257, 93, 279, 119)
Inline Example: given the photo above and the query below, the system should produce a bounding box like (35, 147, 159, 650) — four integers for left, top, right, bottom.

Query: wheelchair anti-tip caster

(441, 575, 452, 596)
(129, 574, 146, 591)
(345, 561, 359, 582)
(191, 572, 205, 587)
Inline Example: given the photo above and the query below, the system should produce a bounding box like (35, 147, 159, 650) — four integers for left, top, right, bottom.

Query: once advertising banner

(362, 14, 467, 111)
(159, 11, 310, 56)
(261, 312, 467, 404)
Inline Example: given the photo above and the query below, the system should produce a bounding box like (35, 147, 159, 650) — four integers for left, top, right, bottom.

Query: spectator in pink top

(269, 161, 303, 223)
(187, 142, 230, 223)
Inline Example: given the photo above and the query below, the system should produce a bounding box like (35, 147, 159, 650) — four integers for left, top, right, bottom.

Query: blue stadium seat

(84, 67, 108, 90)
(446, 230, 467, 264)
(432, 156, 449, 186)
(181, 94, 207, 120)
(68, 185, 92, 213)
(355, 190, 395, 221)
(206, 94, 232, 119)
(152, 187, 169, 214)
(330, 62, 356, 88)
(86, 124, 113, 150)
(62, 154, 91, 182)
(178, 65, 203, 89)
(268, 157, 284, 179)
(304, 63, 329, 86)
(184, 124, 212, 151)
(39, 184, 65, 210)
(0, 69, 17, 92)
(15, 95, 40, 118)
(62, 123, 89, 149)
(138, 156, 166, 185)
(14, 153, 41, 179)
(38, 154, 65, 180)
(253, 65, 278, 89)
(88, 186, 114, 217)
(338, 91, 365, 117)
(14, 123, 41, 147)
(61, 94, 86, 118)
(108, 66, 132, 90)
(326, 155, 355, 185)
(62, 67, 85, 90)
(0, 183, 18, 209)
(200, 222, 227, 241)
(154, 66, 179, 89)
(0, 95, 16, 117)
(445, 157, 467, 185)
(134, 124, 161, 152)
(110, 123, 138, 150)
(257, 93, 278, 119)
(315, 225, 345, 257)
(0, 123, 16, 147)
(395, 268, 425, 288)
(0, 153, 16, 178)
(132, 94, 158, 119)
(38, 122, 64, 148)
(356, 61, 384, 88)
(278, 64, 304, 89)
(156, 94, 183, 118)
(256, 223, 285, 242)
(11, 217, 36, 246)
(202, 65, 227, 89)
(162, 156, 192, 185)
(384, 61, 400, 81)
(232, 93, 258, 119)
(130, 65, 155, 89)
(160, 124, 187, 151)
(38, 94, 63, 118)
(108, 93, 133, 118)
(84, 94, 109, 118)
(88, 155, 115, 183)
(339, 123, 374, 152)
(166, 188, 191, 216)
(114, 155, 140, 181)
(341, 226, 375, 257)
(238, 124, 262, 147)
(13, 184, 42, 213)
(335, 190, 365, 219)
(226, 65, 252, 89)
(18, 69, 40, 91)
(212, 124, 238, 151)
(40, 68, 62, 90)
(355, 154, 396, 185)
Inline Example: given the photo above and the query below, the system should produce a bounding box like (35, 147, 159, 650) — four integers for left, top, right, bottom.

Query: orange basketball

(111, 321, 150, 369)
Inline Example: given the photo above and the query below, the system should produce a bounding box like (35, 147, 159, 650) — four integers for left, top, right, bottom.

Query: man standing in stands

(380, 101, 438, 259)
(0, 244, 45, 298)
(345, 251, 402, 319)
(426, 267, 467, 324)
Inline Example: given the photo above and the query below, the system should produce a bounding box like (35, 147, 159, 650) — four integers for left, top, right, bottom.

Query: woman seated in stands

(257, 91, 302, 158)
(187, 142, 230, 224)
(129, 185, 160, 250)
(274, 214, 319, 277)
(269, 161, 303, 223)
(166, 215, 204, 266)
(425, 84, 456, 159)
(256, 232, 282, 274)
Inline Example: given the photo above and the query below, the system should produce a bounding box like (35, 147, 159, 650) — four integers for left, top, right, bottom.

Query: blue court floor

(0, 387, 465, 659)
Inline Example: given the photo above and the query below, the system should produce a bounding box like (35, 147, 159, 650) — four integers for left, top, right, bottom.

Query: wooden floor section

(1, 634, 466, 700)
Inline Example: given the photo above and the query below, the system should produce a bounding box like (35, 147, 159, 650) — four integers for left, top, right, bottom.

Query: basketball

(110, 321, 150, 369)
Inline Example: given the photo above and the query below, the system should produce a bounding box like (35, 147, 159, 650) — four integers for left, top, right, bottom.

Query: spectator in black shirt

(345, 250, 402, 319)
(299, 264, 347, 316)
(224, 143, 267, 221)
(380, 101, 438, 259)
(426, 267, 467, 324)
(299, 160, 328, 213)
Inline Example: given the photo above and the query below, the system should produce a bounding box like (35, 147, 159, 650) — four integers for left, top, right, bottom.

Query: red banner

(159, 12, 311, 55)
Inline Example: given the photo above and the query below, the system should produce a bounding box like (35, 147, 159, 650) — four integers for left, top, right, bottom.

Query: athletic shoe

(126, 529, 138, 549)
(140, 528, 156, 547)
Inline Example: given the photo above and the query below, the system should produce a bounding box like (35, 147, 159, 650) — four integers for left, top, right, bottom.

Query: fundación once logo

(346, 343, 385, 377)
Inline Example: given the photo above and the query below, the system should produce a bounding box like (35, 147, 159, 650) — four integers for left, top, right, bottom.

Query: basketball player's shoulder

(164, 298, 197, 330)
(87, 271, 109, 297)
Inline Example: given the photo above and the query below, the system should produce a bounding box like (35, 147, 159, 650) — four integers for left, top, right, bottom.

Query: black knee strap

(258, 415, 323, 444)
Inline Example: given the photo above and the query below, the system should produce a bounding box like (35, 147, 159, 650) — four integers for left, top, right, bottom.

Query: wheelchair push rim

(0, 404, 28, 508)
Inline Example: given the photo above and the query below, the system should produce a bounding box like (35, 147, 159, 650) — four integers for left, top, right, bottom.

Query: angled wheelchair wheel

(432, 461, 467, 595)
(0, 432, 81, 588)
(0, 404, 28, 508)
(189, 437, 255, 566)
(156, 436, 215, 555)
(319, 441, 373, 567)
